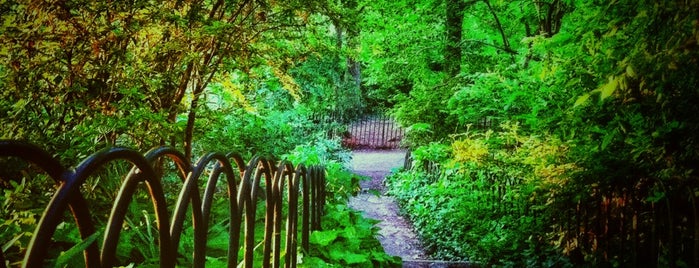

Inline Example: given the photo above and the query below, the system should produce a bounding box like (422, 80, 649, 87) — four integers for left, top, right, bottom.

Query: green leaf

(601, 131, 616, 150)
(340, 225, 358, 239)
(2, 233, 24, 253)
(647, 190, 665, 203)
(54, 231, 101, 267)
(573, 93, 591, 107)
(598, 76, 618, 100)
(309, 230, 339, 246)
(407, 123, 432, 133)
(329, 246, 369, 264)
(626, 64, 636, 78)
(298, 257, 333, 267)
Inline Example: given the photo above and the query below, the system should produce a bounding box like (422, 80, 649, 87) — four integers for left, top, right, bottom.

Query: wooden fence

(0, 141, 325, 268)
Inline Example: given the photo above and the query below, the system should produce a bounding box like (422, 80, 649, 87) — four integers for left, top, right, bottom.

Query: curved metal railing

(0, 140, 325, 268)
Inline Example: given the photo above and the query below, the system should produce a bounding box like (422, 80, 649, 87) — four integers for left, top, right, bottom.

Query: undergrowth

(1, 138, 399, 267)
(286, 140, 402, 267)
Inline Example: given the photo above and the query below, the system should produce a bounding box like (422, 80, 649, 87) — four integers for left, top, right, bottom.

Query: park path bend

(347, 150, 428, 264)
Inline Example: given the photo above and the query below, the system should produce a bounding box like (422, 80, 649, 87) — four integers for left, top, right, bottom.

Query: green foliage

(411, 142, 451, 164)
(0, 133, 391, 266)
(0, 0, 398, 266)
(0, 179, 45, 266)
(290, 47, 366, 117)
(358, 0, 445, 106)
(282, 137, 398, 267)
(371, 0, 699, 266)
(0, 0, 366, 160)
(4, 0, 698, 266)
(300, 204, 401, 267)
(387, 126, 577, 266)
(53, 231, 101, 267)
(283, 137, 359, 203)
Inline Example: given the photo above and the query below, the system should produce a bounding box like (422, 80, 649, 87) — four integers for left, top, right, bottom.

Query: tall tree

(318, 0, 364, 114)
(445, 0, 465, 76)
(0, 0, 327, 160)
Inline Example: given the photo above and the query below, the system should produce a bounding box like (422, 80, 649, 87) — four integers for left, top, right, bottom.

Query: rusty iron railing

(344, 114, 404, 150)
(311, 112, 404, 150)
(0, 140, 325, 268)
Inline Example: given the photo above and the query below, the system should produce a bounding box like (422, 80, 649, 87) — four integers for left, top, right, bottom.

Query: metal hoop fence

(0, 140, 325, 268)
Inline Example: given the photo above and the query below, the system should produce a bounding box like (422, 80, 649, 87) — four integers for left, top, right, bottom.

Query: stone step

(402, 260, 474, 268)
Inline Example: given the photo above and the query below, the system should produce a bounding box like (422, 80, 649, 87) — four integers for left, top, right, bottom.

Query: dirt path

(347, 150, 428, 262)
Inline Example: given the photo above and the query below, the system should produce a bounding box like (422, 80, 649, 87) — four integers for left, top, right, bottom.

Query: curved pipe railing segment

(0, 141, 326, 268)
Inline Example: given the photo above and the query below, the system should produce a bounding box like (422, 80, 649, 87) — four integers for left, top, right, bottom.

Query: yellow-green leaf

(599, 76, 618, 100)
(626, 64, 636, 78)
(574, 93, 591, 107)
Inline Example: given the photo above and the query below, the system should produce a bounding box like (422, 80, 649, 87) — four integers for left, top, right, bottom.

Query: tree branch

(459, 39, 517, 55)
(482, 0, 512, 52)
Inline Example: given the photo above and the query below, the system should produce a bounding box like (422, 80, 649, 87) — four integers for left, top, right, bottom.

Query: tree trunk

(347, 57, 361, 90)
(445, 0, 465, 76)
(184, 83, 204, 161)
(333, 19, 343, 110)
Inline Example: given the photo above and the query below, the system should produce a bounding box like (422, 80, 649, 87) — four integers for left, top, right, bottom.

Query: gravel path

(347, 150, 428, 262)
